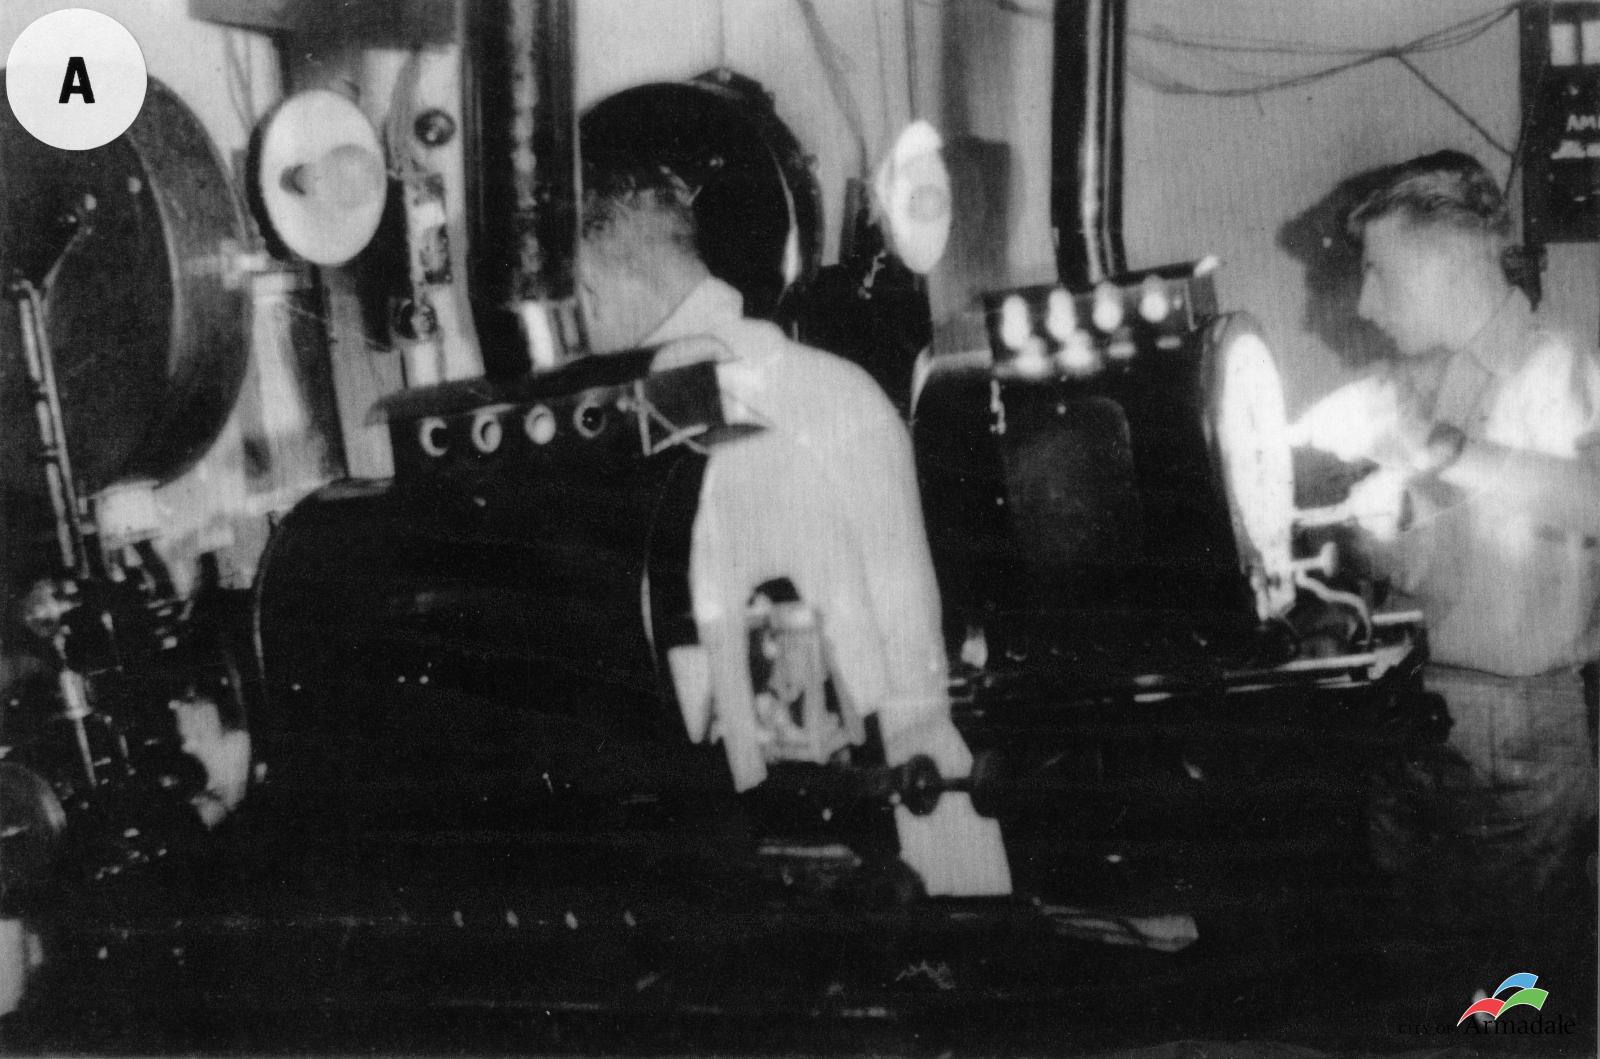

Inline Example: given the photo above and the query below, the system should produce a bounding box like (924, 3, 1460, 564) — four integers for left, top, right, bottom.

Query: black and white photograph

(0, 1, 1595, 1054)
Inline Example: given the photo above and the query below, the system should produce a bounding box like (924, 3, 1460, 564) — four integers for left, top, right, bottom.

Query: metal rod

(12, 283, 85, 575)
(58, 668, 98, 787)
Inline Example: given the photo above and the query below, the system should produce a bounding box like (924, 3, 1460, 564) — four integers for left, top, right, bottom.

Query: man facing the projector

(1293, 151, 1599, 917)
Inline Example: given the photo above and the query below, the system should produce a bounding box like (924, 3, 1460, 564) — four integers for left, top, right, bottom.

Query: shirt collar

(645, 276, 746, 346)
(1460, 286, 1535, 378)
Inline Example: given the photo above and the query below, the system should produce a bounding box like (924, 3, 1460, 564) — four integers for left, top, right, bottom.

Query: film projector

(909, 263, 1434, 863)
(918, 264, 1297, 653)
(0, 74, 401, 908)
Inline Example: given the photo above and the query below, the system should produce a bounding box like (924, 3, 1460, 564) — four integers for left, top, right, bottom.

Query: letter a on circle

(59, 56, 95, 104)
(5, 10, 145, 149)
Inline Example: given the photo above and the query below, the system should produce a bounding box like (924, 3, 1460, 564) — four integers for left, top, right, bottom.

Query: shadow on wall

(930, 0, 1026, 312)
(941, 135, 1014, 311)
(1276, 164, 1401, 373)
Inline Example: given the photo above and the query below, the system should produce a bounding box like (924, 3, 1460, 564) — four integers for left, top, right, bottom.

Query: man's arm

(1413, 340, 1600, 532)
(827, 378, 1013, 898)
(837, 397, 954, 742)
(1434, 438, 1600, 534)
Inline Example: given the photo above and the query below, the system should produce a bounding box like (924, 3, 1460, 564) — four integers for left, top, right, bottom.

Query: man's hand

(1296, 465, 1408, 542)
(1360, 383, 1434, 474)
(1291, 374, 1459, 479)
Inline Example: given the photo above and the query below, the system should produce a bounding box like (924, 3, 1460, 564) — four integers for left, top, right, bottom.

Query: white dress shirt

(650, 277, 1011, 896)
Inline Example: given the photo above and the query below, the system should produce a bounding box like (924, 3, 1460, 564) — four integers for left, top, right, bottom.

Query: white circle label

(6, 9, 147, 151)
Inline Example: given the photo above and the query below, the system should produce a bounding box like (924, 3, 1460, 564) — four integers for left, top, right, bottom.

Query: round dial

(1207, 316, 1295, 621)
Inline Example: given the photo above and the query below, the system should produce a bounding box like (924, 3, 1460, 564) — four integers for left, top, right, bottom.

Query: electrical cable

(1128, 3, 1519, 99)
(795, 0, 871, 178)
(1394, 54, 1514, 158)
(1126, 3, 1521, 161)
(716, 0, 728, 69)
(908, 0, 1520, 157)
(1505, 31, 1544, 193)
(1132, 3, 1516, 59)
(278, 299, 403, 403)
(874, 0, 898, 145)
(903, 0, 920, 121)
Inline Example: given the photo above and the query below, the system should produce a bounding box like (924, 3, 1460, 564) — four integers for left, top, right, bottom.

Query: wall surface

(1123, 0, 1600, 409)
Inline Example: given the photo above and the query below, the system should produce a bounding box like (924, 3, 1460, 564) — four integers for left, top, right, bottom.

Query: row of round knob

(999, 276, 1180, 346)
(997, 277, 1185, 379)
(414, 399, 612, 458)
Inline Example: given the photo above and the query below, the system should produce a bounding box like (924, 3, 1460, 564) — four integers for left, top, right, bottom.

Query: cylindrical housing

(251, 410, 707, 831)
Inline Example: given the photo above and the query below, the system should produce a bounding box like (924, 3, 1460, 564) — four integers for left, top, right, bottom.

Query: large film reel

(0, 77, 251, 494)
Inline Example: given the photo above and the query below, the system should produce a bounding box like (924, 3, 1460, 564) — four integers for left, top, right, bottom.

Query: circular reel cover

(1201, 312, 1296, 621)
(0, 76, 251, 495)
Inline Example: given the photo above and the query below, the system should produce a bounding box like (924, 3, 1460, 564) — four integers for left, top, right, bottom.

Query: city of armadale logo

(1394, 972, 1578, 1037)
(1455, 972, 1575, 1036)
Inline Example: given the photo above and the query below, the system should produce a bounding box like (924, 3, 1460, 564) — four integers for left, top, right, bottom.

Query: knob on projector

(255, 89, 387, 266)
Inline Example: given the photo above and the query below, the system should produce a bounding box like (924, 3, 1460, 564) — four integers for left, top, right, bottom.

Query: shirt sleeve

(819, 385, 951, 740)
(1498, 336, 1600, 459)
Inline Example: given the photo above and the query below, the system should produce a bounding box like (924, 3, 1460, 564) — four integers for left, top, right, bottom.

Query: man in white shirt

(576, 174, 1010, 897)
(1293, 151, 1598, 911)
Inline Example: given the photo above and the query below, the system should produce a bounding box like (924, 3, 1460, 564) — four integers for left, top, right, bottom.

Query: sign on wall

(1523, 2, 1600, 242)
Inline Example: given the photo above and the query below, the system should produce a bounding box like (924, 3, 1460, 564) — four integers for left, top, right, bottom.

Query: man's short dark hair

(580, 165, 699, 261)
(1345, 150, 1511, 242)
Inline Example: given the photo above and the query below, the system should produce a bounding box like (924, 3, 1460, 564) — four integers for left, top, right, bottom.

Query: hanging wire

(1124, 2, 1522, 161)
(834, 0, 1524, 161)
(1131, 3, 1517, 59)
(1504, 36, 1542, 192)
(874, 0, 898, 143)
(795, 0, 871, 178)
(902, 0, 920, 121)
(1128, 3, 1519, 98)
(277, 299, 401, 404)
(1395, 54, 1513, 158)
(716, 0, 728, 69)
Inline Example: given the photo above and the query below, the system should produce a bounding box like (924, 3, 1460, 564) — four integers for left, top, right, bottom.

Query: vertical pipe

(1051, 0, 1128, 289)
(511, 0, 577, 304)
(465, 0, 580, 374)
